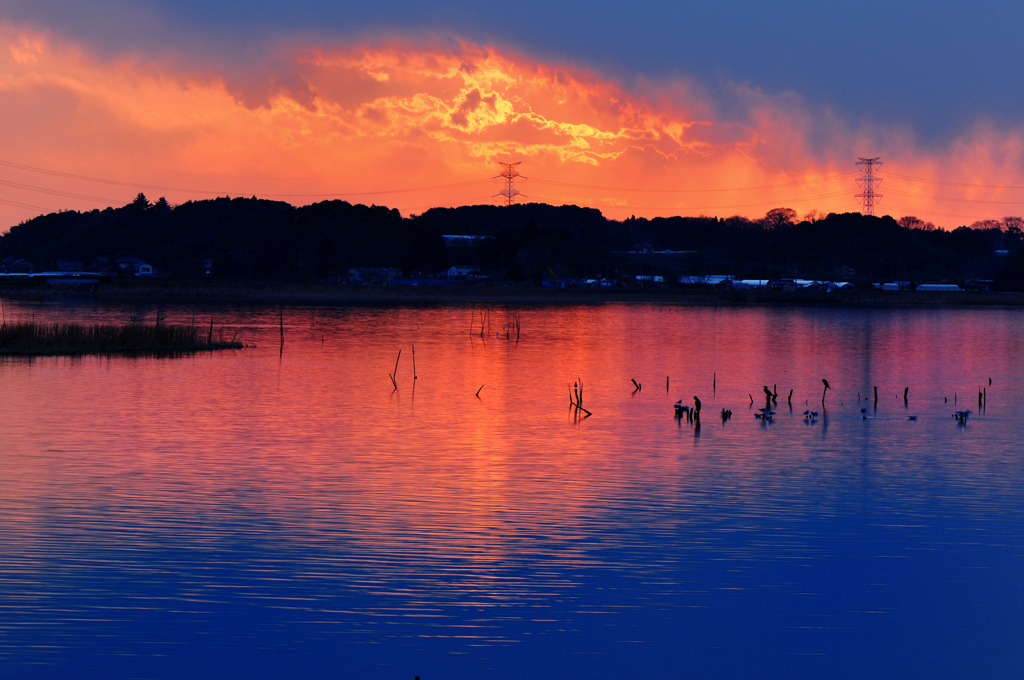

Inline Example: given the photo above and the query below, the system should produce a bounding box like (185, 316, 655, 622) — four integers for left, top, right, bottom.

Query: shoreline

(2, 279, 1023, 308)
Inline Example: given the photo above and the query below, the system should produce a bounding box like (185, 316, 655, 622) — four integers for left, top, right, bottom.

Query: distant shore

(2, 279, 1024, 307)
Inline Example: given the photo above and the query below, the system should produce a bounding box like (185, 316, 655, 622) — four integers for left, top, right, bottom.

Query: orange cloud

(2, 22, 1024, 230)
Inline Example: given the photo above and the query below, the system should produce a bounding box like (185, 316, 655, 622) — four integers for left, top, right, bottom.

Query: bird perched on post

(821, 378, 831, 404)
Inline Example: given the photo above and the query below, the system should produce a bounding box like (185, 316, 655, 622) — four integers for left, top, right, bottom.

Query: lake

(1, 298, 1023, 679)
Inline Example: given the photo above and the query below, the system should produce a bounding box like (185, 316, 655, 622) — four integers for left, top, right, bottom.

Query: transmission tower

(495, 161, 524, 206)
(855, 156, 883, 216)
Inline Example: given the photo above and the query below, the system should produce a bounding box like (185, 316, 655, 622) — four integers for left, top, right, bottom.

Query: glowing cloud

(2, 21, 1024, 229)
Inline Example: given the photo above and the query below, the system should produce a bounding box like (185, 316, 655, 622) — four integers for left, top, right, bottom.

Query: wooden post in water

(569, 378, 592, 417)
(279, 309, 285, 355)
(392, 350, 401, 385)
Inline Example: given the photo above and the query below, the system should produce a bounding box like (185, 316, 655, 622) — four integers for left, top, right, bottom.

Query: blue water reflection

(1, 301, 1023, 678)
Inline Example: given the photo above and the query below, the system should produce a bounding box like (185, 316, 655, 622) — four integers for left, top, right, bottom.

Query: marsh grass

(0, 322, 244, 356)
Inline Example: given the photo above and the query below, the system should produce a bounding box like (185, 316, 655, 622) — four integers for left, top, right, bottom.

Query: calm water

(1, 299, 1023, 679)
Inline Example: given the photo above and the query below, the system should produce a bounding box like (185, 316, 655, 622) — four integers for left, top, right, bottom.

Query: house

(348, 267, 402, 285)
(442, 234, 495, 246)
(1, 256, 33, 273)
(964, 279, 993, 291)
(768, 278, 797, 291)
(678, 274, 734, 287)
(447, 265, 482, 279)
(115, 257, 156, 277)
(89, 257, 113, 273)
(915, 283, 961, 292)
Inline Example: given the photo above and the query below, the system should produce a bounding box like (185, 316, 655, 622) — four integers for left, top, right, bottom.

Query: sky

(3, 0, 1024, 229)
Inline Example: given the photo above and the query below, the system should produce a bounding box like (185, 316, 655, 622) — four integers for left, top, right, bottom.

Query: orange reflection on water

(2, 301, 1024, 680)
(1, 303, 1022, 573)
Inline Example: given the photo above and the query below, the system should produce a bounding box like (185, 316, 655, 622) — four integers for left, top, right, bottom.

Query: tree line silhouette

(2, 193, 1023, 290)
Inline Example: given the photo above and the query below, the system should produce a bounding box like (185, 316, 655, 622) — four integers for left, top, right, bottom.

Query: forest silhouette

(2, 193, 1023, 291)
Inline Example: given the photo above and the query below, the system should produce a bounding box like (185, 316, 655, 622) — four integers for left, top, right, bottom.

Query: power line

(524, 189, 856, 214)
(886, 172, 1024, 191)
(0, 197, 47, 212)
(0, 159, 206, 194)
(261, 179, 496, 199)
(10, 153, 1024, 225)
(885, 189, 1024, 206)
(0, 159, 495, 200)
(881, 202, 1006, 222)
(0, 178, 117, 203)
(529, 172, 858, 194)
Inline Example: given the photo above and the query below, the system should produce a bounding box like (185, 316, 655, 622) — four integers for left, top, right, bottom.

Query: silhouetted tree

(130, 193, 150, 210)
(762, 207, 797, 230)
(1002, 216, 1024, 233)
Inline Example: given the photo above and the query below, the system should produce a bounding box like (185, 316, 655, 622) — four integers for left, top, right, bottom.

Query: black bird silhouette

(821, 378, 830, 404)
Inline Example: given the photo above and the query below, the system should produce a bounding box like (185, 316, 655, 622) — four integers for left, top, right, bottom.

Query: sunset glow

(4, 22, 1024, 229)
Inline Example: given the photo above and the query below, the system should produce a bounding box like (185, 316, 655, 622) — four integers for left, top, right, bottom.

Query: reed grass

(0, 321, 244, 356)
